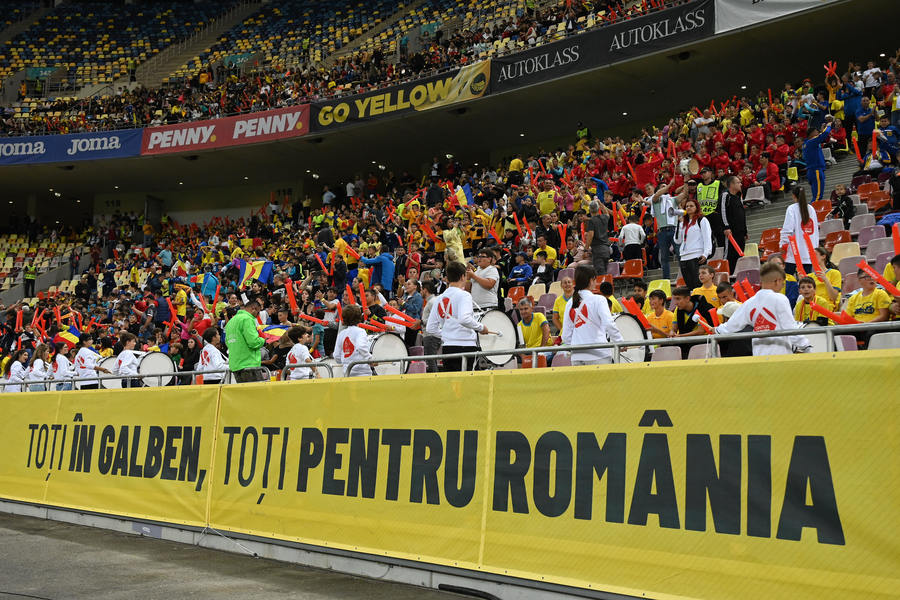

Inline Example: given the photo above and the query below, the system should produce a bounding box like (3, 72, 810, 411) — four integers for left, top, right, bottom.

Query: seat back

(551, 353, 572, 367)
(521, 354, 548, 368)
(865, 237, 893, 262)
(831, 242, 861, 265)
(857, 225, 886, 248)
(508, 286, 525, 303)
(837, 255, 865, 278)
(868, 332, 900, 350)
(856, 182, 879, 196)
(759, 227, 781, 244)
(849, 214, 875, 235)
(526, 283, 546, 299)
(732, 255, 761, 275)
(834, 335, 858, 351)
(556, 268, 574, 281)
(825, 230, 851, 252)
(651, 346, 682, 362)
(819, 219, 844, 237)
(687, 344, 719, 360)
(647, 278, 672, 298)
(618, 259, 643, 279)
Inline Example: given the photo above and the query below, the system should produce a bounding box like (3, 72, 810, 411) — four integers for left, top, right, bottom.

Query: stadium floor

(0, 513, 455, 599)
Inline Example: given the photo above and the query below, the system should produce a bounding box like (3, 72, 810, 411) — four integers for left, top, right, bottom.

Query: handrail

(345, 321, 900, 374)
(2, 359, 336, 391)
(281, 361, 334, 380)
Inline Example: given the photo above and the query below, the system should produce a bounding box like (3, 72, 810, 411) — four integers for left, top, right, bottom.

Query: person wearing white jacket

(674, 197, 712, 290)
(715, 262, 810, 355)
(779, 187, 819, 275)
(115, 333, 142, 388)
(198, 328, 228, 384)
(4, 350, 29, 393)
(53, 343, 76, 391)
(561, 265, 624, 365)
(425, 261, 493, 372)
(26, 344, 52, 392)
(334, 304, 375, 377)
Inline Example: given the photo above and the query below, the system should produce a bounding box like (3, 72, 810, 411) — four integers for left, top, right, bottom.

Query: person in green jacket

(224, 299, 266, 383)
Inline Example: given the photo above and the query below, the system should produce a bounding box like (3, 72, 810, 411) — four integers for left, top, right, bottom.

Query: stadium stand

(0, 1, 242, 91)
(0, 21, 899, 387)
(0, 0, 674, 136)
(0, 2, 39, 36)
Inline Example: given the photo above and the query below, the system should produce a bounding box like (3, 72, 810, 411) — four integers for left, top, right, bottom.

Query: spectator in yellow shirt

(532, 235, 558, 268)
(536, 179, 558, 215)
(691, 265, 720, 308)
(646, 290, 676, 339)
(846, 269, 891, 323)
(551, 275, 575, 333)
(794, 276, 833, 324)
(517, 298, 551, 349)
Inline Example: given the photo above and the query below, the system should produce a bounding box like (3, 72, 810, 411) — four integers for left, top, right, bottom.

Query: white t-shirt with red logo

(779, 203, 819, 265)
(333, 325, 373, 377)
(561, 290, 624, 362)
(285, 342, 314, 380)
(715, 289, 808, 355)
(198, 343, 227, 382)
(115, 349, 140, 376)
(425, 286, 483, 346)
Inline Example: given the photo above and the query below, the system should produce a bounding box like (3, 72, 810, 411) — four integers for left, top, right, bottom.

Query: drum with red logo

(368, 333, 409, 375)
(138, 351, 176, 387)
(477, 309, 517, 366)
(98, 356, 121, 389)
(612, 313, 649, 363)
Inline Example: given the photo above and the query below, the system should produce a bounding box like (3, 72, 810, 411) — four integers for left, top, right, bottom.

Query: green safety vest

(24, 266, 37, 280)
(696, 180, 721, 217)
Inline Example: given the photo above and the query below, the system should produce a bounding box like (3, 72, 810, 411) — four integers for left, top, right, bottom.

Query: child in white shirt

(285, 326, 318, 380)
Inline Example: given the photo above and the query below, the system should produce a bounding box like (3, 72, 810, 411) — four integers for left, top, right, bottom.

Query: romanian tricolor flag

(173, 260, 189, 277)
(258, 324, 288, 342)
(455, 183, 473, 207)
(237, 259, 274, 288)
(53, 325, 80, 349)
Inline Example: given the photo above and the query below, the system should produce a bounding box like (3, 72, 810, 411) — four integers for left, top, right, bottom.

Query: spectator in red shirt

(755, 152, 781, 199)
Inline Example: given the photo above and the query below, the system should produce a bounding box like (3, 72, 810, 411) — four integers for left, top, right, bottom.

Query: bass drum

(369, 332, 409, 376)
(138, 351, 176, 387)
(799, 322, 831, 353)
(477, 309, 517, 366)
(98, 356, 121, 389)
(613, 313, 649, 364)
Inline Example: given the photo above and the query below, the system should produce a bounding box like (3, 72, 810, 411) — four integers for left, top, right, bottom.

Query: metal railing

(1, 360, 337, 392)
(346, 321, 900, 374)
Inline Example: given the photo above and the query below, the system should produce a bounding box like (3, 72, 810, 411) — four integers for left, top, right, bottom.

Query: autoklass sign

(491, 0, 714, 92)
(141, 104, 310, 156)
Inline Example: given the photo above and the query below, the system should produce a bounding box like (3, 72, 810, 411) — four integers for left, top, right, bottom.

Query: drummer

(198, 327, 228, 384)
(115, 332, 142, 388)
(425, 261, 493, 372)
(333, 304, 374, 377)
(74, 333, 111, 390)
(561, 265, 623, 366)
(467, 249, 499, 311)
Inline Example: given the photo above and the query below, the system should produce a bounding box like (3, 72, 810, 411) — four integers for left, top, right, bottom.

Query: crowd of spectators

(1, 0, 680, 137)
(1, 48, 899, 388)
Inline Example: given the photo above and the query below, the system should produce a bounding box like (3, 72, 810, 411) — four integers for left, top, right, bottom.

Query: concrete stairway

(644, 153, 860, 282)
(134, 0, 263, 88)
(324, 0, 428, 67)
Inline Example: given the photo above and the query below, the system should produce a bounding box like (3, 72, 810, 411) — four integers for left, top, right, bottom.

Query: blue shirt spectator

(360, 252, 396, 293)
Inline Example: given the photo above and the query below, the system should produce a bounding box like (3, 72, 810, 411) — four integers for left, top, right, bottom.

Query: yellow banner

(1, 351, 898, 599)
(0, 386, 219, 526)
